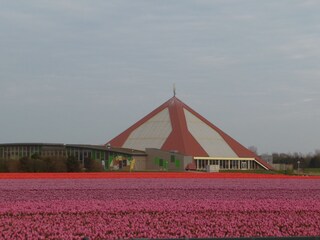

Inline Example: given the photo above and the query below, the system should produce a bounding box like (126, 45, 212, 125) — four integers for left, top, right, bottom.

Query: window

(241, 161, 247, 169)
(123, 160, 127, 167)
(159, 159, 163, 167)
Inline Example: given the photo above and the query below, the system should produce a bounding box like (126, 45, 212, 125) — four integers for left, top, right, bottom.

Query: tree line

(0, 154, 104, 173)
(271, 151, 320, 169)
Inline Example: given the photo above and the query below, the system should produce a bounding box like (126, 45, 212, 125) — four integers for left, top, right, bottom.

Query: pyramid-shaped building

(107, 96, 272, 170)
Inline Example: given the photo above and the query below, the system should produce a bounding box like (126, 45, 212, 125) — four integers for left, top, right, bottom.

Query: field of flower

(2, 172, 320, 179)
(0, 173, 320, 239)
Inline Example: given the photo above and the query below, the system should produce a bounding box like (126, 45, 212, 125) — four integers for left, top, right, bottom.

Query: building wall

(271, 163, 293, 171)
(132, 156, 147, 171)
(146, 148, 192, 171)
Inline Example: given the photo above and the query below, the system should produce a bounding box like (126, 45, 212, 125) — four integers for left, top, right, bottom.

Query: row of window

(0, 147, 108, 161)
(0, 146, 41, 153)
(196, 159, 259, 170)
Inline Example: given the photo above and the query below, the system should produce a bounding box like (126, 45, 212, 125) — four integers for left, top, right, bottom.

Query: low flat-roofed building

(0, 143, 146, 171)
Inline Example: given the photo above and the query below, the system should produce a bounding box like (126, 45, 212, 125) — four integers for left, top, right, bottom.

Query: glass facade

(195, 158, 264, 171)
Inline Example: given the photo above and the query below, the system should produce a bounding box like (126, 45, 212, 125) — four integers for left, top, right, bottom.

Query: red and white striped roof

(107, 96, 272, 169)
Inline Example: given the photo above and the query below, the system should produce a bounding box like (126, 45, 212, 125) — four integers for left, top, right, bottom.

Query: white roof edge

(254, 159, 269, 170)
(194, 157, 255, 160)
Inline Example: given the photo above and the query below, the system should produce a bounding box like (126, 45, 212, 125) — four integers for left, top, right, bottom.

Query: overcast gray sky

(1, 0, 320, 154)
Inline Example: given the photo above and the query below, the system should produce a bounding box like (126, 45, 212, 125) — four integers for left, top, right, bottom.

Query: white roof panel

(123, 108, 172, 151)
(184, 109, 238, 157)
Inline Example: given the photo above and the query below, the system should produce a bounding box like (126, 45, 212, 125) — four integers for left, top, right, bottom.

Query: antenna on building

(173, 83, 176, 97)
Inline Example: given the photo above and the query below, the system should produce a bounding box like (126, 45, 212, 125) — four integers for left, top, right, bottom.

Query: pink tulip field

(0, 177, 320, 239)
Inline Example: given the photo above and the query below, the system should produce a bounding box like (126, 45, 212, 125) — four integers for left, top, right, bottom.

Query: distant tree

(84, 157, 103, 172)
(50, 156, 67, 172)
(31, 153, 40, 160)
(19, 157, 32, 172)
(0, 158, 9, 172)
(30, 153, 45, 172)
(0, 159, 19, 172)
(6, 159, 20, 172)
(272, 152, 309, 169)
(309, 155, 320, 168)
(66, 155, 80, 172)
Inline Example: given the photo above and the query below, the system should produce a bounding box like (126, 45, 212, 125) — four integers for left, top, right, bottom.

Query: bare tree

(248, 145, 258, 154)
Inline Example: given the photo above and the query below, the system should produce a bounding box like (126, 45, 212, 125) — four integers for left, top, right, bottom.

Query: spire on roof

(173, 83, 176, 97)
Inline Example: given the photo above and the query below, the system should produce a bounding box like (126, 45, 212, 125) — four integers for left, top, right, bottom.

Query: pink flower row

(0, 178, 319, 239)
